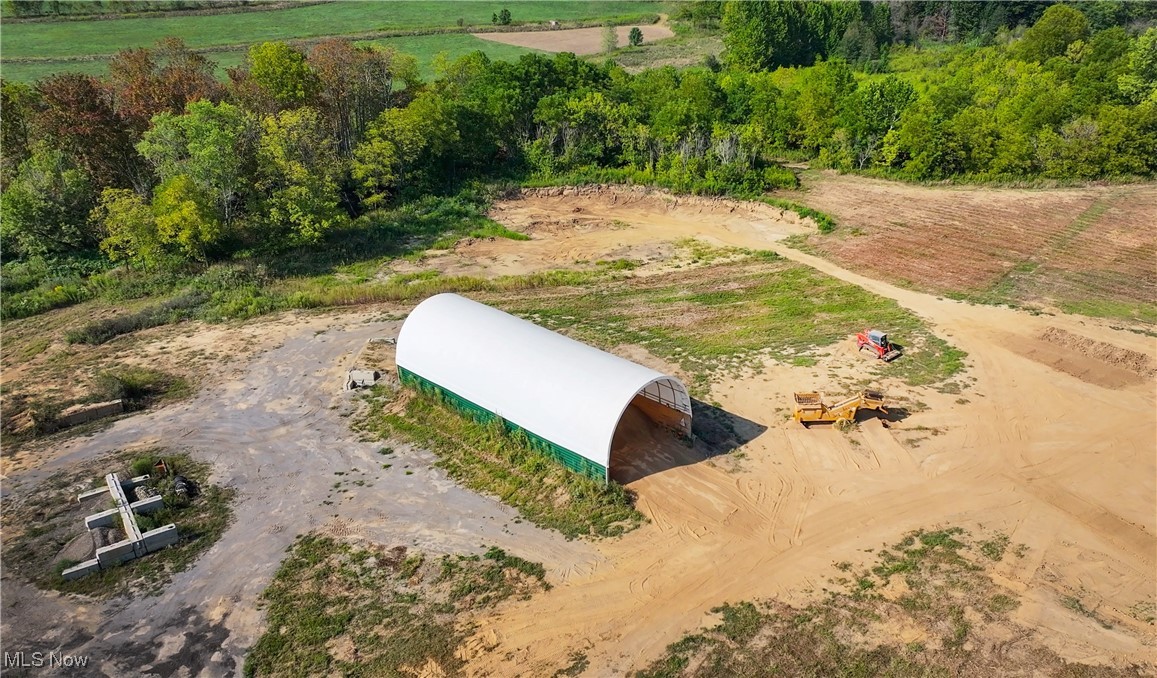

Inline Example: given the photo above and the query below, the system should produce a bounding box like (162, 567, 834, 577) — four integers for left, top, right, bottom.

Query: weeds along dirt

(637, 527, 1145, 678)
(244, 534, 549, 677)
(354, 384, 646, 540)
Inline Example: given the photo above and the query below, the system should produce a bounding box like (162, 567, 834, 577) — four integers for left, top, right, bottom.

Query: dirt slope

(457, 188, 1157, 675)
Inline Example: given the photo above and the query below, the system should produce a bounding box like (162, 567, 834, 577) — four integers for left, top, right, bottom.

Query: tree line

(1, 2, 1155, 273)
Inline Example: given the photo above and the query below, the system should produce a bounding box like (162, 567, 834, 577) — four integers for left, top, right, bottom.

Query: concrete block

(345, 368, 381, 390)
(124, 475, 151, 488)
(139, 525, 179, 552)
(78, 486, 110, 502)
(96, 540, 136, 567)
(84, 508, 120, 529)
(130, 495, 165, 514)
(61, 559, 100, 581)
(57, 400, 123, 428)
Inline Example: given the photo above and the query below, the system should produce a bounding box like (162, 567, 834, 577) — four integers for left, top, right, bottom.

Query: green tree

(722, 0, 824, 71)
(1016, 4, 1090, 63)
(1, 81, 38, 190)
(353, 91, 460, 205)
(136, 100, 257, 227)
(881, 99, 946, 178)
(246, 41, 318, 109)
(257, 108, 346, 245)
(151, 174, 221, 261)
(603, 24, 619, 53)
(0, 146, 96, 257)
(93, 187, 166, 268)
(629, 27, 644, 47)
(791, 59, 856, 153)
(847, 75, 916, 168)
(1119, 28, 1157, 104)
(722, 0, 787, 71)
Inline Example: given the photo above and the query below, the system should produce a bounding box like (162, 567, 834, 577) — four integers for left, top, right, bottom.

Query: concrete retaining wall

(58, 400, 123, 427)
(61, 559, 100, 581)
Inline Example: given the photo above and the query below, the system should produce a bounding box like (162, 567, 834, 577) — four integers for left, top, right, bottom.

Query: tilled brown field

(783, 173, 1157, 322)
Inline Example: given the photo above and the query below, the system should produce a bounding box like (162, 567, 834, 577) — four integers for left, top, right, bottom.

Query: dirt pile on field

(1040, 327, 1157, 378)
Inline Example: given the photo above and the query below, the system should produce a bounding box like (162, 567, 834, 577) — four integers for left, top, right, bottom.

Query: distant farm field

(0, 1, 663, 59)
(783, 172, 1157, 323)
(0, 33, 543, 82)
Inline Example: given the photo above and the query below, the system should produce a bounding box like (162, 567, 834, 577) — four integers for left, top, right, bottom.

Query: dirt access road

(1, 187, 1153, 675)
(456, 188, 1157, 675)
(0, 314, 602, 676)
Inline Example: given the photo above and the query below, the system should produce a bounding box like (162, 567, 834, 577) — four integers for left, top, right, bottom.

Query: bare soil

(475, 22, 674, 55)
(2, 186, 1154, 676)
(780, 172, 1157, 318)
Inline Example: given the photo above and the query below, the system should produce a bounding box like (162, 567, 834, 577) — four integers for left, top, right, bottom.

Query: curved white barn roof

(396, 293, 691, 475)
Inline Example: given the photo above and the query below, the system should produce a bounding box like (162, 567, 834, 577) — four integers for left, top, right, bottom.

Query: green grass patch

(755, 197, 838, 234)
(602, 26, 723, 71)
(355, 385, 646, 540)
(489, 254, 964, 392)
(2, 450, 235, 599)
(430, 219, 529, 249)
(94, 365, 192, 409)
(1056, 298, 1157, 325)
(243, 534, 549, 677)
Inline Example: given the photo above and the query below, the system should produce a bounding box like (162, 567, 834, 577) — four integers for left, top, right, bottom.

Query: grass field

(0, 32, 543, 82)
(486, 252, 966, 391)
(0, 1, 663, 60)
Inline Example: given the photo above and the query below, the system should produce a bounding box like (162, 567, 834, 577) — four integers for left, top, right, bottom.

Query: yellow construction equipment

(793, 389, 887, 427)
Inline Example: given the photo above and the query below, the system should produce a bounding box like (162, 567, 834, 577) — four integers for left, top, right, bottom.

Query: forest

(2, 1, 1155, 318)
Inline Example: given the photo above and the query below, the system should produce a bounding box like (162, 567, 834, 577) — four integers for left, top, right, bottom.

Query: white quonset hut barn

(396, 293, 693, 482)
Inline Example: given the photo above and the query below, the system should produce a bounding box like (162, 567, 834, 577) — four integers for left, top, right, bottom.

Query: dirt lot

(475, 22, 674, 55)
(454, 188, 1157, 675)
(1, 186, 1154, 675)
(781, 172, 1157, 321)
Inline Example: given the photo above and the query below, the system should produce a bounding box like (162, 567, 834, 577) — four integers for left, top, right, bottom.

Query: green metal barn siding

(397, 366, 608, 482)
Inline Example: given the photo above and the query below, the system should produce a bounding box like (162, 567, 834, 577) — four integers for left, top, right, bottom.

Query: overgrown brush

(65, 291, 208, 344)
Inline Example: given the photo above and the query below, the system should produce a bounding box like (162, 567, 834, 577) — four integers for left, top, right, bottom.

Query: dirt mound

(1040, 327, 1156, 378)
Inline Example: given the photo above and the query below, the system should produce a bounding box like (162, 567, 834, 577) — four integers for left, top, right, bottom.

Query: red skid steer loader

(857, 329, 903, 362)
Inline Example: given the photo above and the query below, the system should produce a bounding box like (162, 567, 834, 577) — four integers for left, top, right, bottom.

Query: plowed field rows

(785, 173, 1157, 322)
